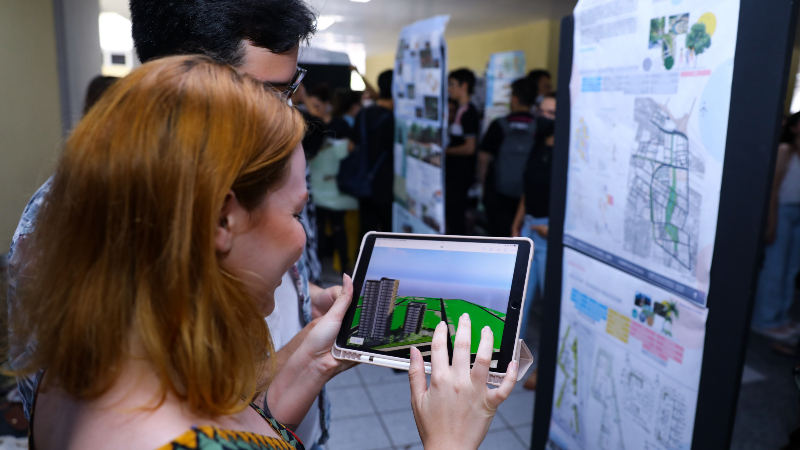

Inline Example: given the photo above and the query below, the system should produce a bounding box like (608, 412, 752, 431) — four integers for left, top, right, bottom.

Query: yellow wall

(366, 19, 562, 90)
(0, 0, 63, 251)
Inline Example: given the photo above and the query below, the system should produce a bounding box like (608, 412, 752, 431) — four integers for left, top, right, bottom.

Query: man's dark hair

(130, 0, 317, 65)
(448, 68, 476, 95)
(83, 75, 118, 115)
(527, 69, 552, 96)
(510, 78, 535, 107)
(378, 70, 393, 99)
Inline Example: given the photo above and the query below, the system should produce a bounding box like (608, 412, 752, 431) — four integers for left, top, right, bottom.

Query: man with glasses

(8, 1, 337, 447)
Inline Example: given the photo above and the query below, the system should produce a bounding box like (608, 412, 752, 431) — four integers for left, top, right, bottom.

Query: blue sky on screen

(362, 247, 517, 312)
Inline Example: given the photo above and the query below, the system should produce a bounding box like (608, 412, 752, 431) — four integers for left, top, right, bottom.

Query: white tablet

(333, 232, 533, 377)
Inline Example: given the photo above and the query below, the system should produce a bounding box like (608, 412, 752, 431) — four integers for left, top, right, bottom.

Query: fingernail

(462, 313, 469, 320)
(410, 348, 417, 361)
(483, 326, 491, 332)
(343, 274, 351, 286)
(438, 321, 446, 328)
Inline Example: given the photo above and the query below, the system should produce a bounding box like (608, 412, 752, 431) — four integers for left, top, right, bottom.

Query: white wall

(0, 0, 64, 251)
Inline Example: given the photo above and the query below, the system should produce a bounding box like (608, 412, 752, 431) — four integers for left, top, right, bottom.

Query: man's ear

(215, 191, 244, 254)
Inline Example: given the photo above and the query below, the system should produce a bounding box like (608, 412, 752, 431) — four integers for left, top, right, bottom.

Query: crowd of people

(298, 62, 557, 390)
(11, 0, 800, 448)
(5, 1, 521, 449)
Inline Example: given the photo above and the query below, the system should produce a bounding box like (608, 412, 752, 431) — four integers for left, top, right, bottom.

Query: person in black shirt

(527, 69, 553, 108)
(511, 94, 556, 391)
(446, 68, 480, 235)
(479, 78, 536, 237)
(351, 70, 395, 240)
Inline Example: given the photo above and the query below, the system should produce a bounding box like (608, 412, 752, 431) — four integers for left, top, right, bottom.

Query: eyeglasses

(269, 67, 306, 102)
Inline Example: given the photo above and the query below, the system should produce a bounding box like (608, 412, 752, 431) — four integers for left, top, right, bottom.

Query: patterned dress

(158, 404, 305, 450)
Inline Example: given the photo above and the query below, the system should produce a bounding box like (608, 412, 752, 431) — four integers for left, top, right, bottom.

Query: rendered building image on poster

(346, 244, 516, 358)
(391, 16, 449, 235)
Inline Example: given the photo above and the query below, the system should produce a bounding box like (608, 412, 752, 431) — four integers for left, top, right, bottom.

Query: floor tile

(380, 409, 423, 447)
(513, 424, 533, 448)
(488, 413, 509, 433)
(496, 389, 535, 427)
(326, 415, 393, 450)
(400, 444, 424, 450)
(479, 428, 527, 449)
(357, 364, 410, 385)
(328, 385, 376, 420)
(366, 379, 413, 413)
(327, 366, 363, 389)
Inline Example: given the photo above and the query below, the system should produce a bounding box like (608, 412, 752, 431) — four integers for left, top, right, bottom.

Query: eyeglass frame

(268, 66, 306, 101)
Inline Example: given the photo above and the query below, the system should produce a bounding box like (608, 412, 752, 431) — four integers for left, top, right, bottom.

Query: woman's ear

(215, 191, 243, 254)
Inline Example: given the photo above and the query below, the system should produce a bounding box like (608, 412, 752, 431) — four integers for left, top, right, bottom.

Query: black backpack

(337, 109, 392, 199)
(494, 117, 536, 197)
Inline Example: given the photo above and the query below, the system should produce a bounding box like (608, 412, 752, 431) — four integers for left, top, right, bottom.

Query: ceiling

(100, 0, 577, 56)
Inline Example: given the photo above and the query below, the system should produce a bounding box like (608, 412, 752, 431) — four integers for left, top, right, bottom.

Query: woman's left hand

(311, 284, 342, 319)
(302, 274, 358, 379)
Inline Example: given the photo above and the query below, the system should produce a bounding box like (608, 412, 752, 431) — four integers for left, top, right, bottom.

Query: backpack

(337, 109, 392, 199)
(493, 117, 536, 197)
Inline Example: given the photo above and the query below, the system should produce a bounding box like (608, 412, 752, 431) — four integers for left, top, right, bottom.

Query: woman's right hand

(408, 314, 517, 450)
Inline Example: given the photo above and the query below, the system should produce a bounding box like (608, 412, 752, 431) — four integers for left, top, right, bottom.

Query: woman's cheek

(294, 221, 307, 259)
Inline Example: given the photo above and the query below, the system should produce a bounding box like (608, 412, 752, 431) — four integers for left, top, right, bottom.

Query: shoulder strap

(250, 403, 306, 449)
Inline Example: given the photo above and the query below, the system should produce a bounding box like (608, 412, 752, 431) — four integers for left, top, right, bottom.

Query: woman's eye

(293, 214, 303, 222)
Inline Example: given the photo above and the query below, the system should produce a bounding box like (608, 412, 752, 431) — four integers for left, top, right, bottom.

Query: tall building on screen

(403, 302, 427, 335)
(357, 278, 400, 339)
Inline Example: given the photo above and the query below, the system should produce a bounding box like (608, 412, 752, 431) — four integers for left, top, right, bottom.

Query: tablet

(333, 232, 533, 376)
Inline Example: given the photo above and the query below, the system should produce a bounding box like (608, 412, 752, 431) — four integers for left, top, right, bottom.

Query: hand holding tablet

(409, 314, 518, 450)
(333, 232, 534, 379)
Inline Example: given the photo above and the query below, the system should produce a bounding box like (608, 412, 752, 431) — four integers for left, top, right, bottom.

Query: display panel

(338, 235, 528, 371)
(548, 248, 708, 450)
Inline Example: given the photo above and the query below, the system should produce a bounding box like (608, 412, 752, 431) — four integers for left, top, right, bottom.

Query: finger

(327, 285, 343, 299)
(322, 274, 353, 322)
(430, 321, 450, 378)
(470, 326, 494, 386)
(488, 361, 518, 408)
(451, 313, 472, 378)
(408, 347, 428, 402)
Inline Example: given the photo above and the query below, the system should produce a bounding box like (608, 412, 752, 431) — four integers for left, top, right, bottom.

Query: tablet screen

(341, 236, 522, 369)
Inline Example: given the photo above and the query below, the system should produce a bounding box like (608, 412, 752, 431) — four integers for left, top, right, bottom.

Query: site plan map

(549, 0, 740, 448)
(562, 0, 741, 306)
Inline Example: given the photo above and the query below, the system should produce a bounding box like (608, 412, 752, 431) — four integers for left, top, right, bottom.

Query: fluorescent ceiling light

(316, 15, 344, 31)
(99, 12, 133, 52)
(350, 0, 370, 3)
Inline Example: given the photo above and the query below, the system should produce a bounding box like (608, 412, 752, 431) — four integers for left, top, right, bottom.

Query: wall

(0, 0, 64, 252)
(366, 19, 562, 89)
(54, 0, 102, 132)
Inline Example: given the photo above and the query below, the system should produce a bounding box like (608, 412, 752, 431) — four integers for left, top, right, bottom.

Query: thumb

(324, 274, 353, 322)
(408, 346, 428, 401)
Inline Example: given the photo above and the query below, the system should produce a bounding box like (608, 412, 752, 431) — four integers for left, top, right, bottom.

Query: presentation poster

(483, 50, 527, 133)
(562, 0, 741, 306)
(392, 15, 449, 234)
(549, 248, 708, 450)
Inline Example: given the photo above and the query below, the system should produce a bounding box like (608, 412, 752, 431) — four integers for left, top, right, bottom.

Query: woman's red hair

(12, 55, 306, 416)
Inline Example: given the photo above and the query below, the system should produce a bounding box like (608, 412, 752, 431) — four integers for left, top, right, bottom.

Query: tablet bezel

(334, 232, 533, 375)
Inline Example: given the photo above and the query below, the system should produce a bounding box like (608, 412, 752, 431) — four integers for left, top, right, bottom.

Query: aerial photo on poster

(392, 16, 449, 234)
(345, 242, 517, 359)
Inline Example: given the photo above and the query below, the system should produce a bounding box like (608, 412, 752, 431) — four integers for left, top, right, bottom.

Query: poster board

(483, 50, 527, 133)
(532, 0, 799, 448)
(392, 16, 450, 234)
